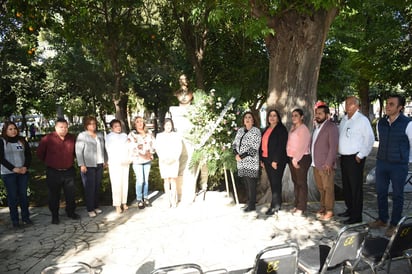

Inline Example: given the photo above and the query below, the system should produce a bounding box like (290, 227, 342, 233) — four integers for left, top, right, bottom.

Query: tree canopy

(1, 0, 410, 127)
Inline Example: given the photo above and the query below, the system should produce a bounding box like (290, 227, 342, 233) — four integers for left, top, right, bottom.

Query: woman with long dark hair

(155, 118, 182, 208)
(260, 109, 288, 216)
(0, 121, 32, 227)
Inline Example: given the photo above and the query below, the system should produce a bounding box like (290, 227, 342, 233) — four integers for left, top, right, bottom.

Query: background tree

(0, 5, 46, 129)
(319, 0, 412, 118)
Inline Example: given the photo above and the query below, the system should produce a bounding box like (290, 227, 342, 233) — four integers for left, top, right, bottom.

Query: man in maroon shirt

(37, 118, 80, 224)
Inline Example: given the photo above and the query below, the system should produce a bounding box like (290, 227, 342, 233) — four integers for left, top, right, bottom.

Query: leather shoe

(338, 211, 350, 217)
(68, 213, 81, 220)
(265, 208, 277, 216)
(343, 218, 361, 225)
(243, 206, 256, 212)
(51, 217, 60, 225)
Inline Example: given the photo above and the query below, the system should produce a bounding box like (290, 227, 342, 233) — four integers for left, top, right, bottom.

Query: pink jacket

(286, 124, 311, 162)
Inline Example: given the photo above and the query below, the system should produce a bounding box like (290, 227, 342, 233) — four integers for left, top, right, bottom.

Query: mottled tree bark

(264, 8, 338, 128)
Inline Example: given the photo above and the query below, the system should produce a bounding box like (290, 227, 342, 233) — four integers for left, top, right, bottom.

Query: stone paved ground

(0, 142, 411, 274)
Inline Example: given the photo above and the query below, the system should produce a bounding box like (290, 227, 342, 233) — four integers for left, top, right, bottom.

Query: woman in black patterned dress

(233, 111, 262, 212)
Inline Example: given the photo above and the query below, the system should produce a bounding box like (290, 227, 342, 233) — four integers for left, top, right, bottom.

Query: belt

(48, 167, 69, 171)
(341, 153, 358, 157)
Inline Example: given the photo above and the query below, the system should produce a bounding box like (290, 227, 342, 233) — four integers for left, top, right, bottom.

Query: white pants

(109, 164, 130, 206)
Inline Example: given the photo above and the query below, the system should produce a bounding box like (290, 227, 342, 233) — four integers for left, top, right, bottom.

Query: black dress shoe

(52, 217, 60, 225)
(243, 206, 256, 212)
(338, 211, 350, 217)
(265, 208, 277, 216)
(67, 213, 81, 220)
(343, 218, 361, 225)
(22, 219, 33, 225)
(137, 200, 145, 209)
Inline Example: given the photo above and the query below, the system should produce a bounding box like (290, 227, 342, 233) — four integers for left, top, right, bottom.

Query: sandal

(316, 208, 326, 218)
(144, 199, 151, 207)
(318, 211, 333, 221)
(122, 204, 128, 211)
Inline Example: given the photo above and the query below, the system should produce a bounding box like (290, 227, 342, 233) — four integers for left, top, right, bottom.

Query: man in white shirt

(338, 96, 375, 224)
(369, 94, 412, 237)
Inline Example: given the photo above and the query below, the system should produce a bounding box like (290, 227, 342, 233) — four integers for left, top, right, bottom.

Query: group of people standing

(0, 114, 183, 227)
(1, 94, 410, 236)
(233, 95, 411, 237)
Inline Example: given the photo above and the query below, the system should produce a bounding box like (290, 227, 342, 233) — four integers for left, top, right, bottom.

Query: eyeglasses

(346, 127, 351, 138)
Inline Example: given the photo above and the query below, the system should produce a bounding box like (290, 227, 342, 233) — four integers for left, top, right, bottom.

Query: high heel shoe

(293, 209, 304, 216)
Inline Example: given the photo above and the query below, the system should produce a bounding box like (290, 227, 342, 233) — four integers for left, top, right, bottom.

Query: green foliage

(320, 0, 412, 104)
(186, 90, 241, 185)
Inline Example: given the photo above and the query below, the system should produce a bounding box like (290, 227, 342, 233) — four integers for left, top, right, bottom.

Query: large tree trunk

(265, 8, 338, 129)
(254, 7, 338, 203)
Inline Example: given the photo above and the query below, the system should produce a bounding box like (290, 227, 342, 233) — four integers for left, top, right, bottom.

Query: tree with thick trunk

(251, 3, 338, 128)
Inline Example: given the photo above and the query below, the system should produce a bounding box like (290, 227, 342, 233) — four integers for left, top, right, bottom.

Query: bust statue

(174, 74, 193, 106)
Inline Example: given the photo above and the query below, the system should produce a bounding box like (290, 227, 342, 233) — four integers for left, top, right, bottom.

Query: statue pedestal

(169, 106, 196, 204)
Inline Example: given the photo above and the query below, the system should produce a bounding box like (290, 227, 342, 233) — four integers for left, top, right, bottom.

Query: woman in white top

(105, 119, 131, 214)
(128, 116, 155, 209)
(155, 118, 182, 207)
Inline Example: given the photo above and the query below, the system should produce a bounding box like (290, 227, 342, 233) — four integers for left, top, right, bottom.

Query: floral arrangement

(185, 90, 241, 185)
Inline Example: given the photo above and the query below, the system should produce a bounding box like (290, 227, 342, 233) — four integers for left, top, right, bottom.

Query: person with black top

(260, 108, 288, 216)
(0, 121, 32, 228)
(37, 118, 80, 224)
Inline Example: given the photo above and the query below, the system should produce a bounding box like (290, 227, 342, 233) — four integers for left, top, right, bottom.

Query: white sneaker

(94, 208, 102, 214)
(88, 211, 97, 217)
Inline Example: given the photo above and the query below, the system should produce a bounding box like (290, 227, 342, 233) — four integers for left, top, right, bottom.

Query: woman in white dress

(155, 118, 182, 207)
(105, 119, 131, 214)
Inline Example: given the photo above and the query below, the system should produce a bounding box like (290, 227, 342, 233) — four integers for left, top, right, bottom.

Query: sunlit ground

(1, 189, 411, 273)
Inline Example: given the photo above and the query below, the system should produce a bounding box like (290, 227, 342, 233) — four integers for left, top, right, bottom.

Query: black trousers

(46, 167, 77, 217)
(242, 176, 257, 209)
(80, 164, 103, 212)
(340, 154, 366, 221)
(263, 158, 286, 210)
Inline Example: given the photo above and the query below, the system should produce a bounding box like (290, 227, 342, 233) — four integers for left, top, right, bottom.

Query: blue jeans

(375, 159, 408, 226)
(132, 162, 151, 201)
(2, 173, 30, 225)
